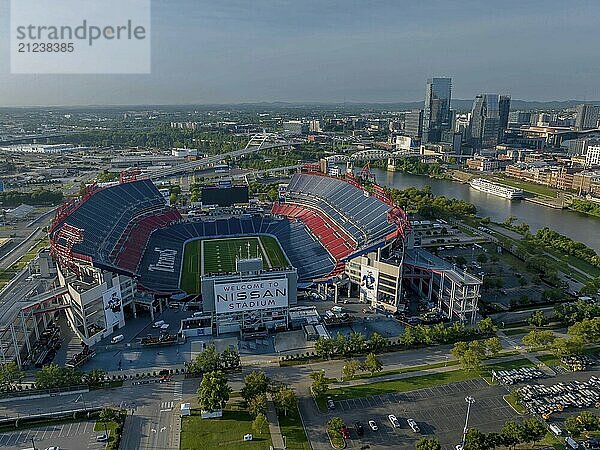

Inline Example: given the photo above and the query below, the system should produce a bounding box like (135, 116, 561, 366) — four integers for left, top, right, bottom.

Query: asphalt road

(0, 379, 191, 450)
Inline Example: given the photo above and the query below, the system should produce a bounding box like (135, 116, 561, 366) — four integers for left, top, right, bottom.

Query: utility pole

(460, 396, 475, 448)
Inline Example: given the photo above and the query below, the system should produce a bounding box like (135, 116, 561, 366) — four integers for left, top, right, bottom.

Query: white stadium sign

(214, 278, 288, 313)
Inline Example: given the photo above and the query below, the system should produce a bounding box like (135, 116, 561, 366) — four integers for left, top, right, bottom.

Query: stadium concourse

(40, 168, 478, 349)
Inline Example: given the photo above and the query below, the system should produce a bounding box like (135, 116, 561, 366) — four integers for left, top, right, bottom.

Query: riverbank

(372, 168, 600, 252)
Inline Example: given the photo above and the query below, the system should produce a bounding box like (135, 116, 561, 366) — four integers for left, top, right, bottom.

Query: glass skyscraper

(423, 77, 452, 143)
(470, 94, 500, 150)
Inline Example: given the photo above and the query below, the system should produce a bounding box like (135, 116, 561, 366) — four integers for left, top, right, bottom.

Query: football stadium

(45, 167, 480, 346)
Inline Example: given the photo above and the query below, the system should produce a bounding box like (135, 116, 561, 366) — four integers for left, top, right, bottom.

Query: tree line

(0, 189, 63, 207)
(313, 318, 496, 360)
(385, 185, 477, 219)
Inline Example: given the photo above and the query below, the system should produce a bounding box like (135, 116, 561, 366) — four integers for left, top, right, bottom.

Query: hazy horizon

(1, 0, 600, 107)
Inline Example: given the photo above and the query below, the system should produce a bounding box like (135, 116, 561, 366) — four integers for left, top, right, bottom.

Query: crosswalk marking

(160, 401, 174, 410)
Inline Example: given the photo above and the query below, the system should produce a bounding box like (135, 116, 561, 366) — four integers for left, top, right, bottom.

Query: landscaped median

(503, 392, 526, 414)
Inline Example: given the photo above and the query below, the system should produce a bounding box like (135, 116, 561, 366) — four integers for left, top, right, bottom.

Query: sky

(0, 0, 599, 106)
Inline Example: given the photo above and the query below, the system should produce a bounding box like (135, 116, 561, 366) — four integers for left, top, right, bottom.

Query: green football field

(180, 236, 288, 294)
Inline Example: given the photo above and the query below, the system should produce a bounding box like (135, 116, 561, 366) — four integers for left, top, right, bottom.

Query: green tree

(314, 337, 336, 359)
(415, 437, 441, 450)
(252, 413, 269, 435)
(477, 254, 488, 264)
(345, 332, 366, 354)
(522, 329, 555, 349)
(564, 416, 582, 437)
(477, 318, 496, 335)
(551, 337, 584, 358)
(451, 341, 469, 360)
(241, 370, 271, 403)
(309, 371, 329, 397)
(500, 420, 522, 450)
(82, 368, 107, 386)
(368, 332, 389, 352)
(273, 385, 296, 417)
(362, 353, 383, 376)
(35, 364, 82, 389)
(576, 411, 600, 432)
(568, 317, 600, 344)
(247, 394, 267, 418)
(484, 337, 503, 358)
(333, 333, 347, 355)
(197, 371, 231, 413)
(521, 418, 546, 444)
(99, 407, 118, 423)
(326, 416, 345, 434)
(220, 347, 240, 369)
(0, 362, 24, 391)
(401, 326, 418, 347)
(464, 428, 489, 450)
(528, 310, 548, 327)
(188, 344, 221, 375)
(341, 359, 361, 381)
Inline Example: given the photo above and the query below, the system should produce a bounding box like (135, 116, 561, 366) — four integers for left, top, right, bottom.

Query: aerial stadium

(46, 167, 480, 346)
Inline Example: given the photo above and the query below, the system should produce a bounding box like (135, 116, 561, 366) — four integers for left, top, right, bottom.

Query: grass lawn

(278, 406, 310, 450)
(503, 392, 526, 414)
(537, 354, 563, 367)
(503, 328, 530, 336)
(352, 360, 460, 380)
(94, 420, 119, 450)
(538, 432, 566, 450)
(180, 410, 272, 450)
(180, 236, 288, 294)
(317, 370, 478, 411)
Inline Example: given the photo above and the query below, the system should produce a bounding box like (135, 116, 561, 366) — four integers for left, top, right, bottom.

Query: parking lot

(0, 420, 106, 449)
(324, 379, 517, 449)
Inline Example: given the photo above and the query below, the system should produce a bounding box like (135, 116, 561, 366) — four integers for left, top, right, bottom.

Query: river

(369, 168, 600, 253)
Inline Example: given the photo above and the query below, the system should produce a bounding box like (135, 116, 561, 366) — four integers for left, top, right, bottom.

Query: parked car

(407, 418, 420, 433)
(368, 420, 378, 431)
(341, 427, 350, 439)
(354, 422, 364, 436)
(388, 414, 400, 428)
(110, 334, 124, 344)
(152, 320, 165, 328)
(327, 399, 335, 410)
(96, 434, 109, 442)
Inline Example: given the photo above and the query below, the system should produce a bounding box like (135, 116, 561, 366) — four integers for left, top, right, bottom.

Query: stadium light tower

(460, 396, 475, 448)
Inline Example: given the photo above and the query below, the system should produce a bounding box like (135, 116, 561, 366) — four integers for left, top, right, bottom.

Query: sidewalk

(266, 394, 285, 450)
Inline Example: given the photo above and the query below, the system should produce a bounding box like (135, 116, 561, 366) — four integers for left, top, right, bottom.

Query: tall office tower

(575, 104, 600, 131)
(498, 95, 511, 142)
(423, 77, 452, 143)
(469, 94, 500, 150)
(403, 109, 423, 139)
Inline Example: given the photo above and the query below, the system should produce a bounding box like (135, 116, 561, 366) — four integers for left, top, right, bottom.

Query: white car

(45, 447, 61, 450)
(407, 418, 420, 433)
(368, 420, 378, 431)
(388, 414, 400, 428)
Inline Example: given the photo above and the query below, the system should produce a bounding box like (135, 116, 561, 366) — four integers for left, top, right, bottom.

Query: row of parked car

(492, 366, 546, 385)
(562, 355, 598, 372)
(517, 376, 600, 417)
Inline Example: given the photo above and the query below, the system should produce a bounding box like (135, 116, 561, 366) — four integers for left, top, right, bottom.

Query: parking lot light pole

(461, 396, 475, 447)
